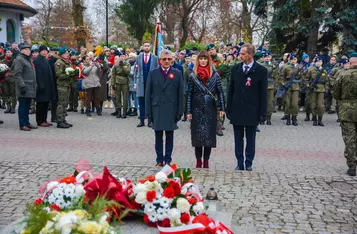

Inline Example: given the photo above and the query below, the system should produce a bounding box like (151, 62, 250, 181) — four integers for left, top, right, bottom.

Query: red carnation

(163, 187, 175, 199)
(162, 218, 171, 227)
(146, 190, 157, 202)
(34, 198, 42, 206)
(144, 214, 150, 224)
(187, 197, 197, 205)
(50, 204, 61, 211)
(169, 181, 181, 196)
(180, 213, 191, 224)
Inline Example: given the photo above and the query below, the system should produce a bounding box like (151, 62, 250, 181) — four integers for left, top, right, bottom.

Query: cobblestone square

(0, 110, 356, 233)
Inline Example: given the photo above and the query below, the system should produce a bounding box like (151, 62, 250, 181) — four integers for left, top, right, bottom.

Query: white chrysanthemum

(170, 218, 182, 227)
(193, 202, 205, 214)
(159, 197, 172, 208)
(155, 172, 167, 183)
(133, 183, 148, 195)
(144, 203, 156, 213)
(156, 208, 167, 221)
(148, 212, 158, 223)
(135, 191, 147, 204)
(176, 198, 191, 213)
(64, 187, 74, 197)
(168, 208, 181, 220)
(55, 213, 77, 230)
(46, 181, 59, 191)
(48, 194, 56, 204)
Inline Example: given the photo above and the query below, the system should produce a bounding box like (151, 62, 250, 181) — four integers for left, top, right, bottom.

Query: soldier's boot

(86, 109, 92, 117)
(281, 115, 287, 120)
(116, 108, 122, 118)
(29, 107, 35, 114)
(216, 121, 223, 136)
(129, 108, 138, 116)
(73, 107, 78, 112)
(286, 115, 291, 126)
(80, 109, 85, 114)
(304, 113, 310, 121)
(292, 115, 298, 126)
(278, 105, 282, 111)
(122, 110, 127, 119)
(266, 116, 272, 125)
(312, 115, 317, 126)
(111, 110, 118, 116)
(63, 120, 73, 127)
(10, 107, 15, 114)
(260, 119, 265, 125)
(126, 108, 132, 116)
(347, 167, 356, 176)
(57, 122, 70, 129)
(4, 105, 11, 114)
(97, 108, 102, 116)
(318, 116, 324, 126)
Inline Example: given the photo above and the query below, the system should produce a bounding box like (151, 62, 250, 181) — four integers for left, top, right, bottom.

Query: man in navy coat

(227, 43, 268, 171)
(145, 50, 184, 167)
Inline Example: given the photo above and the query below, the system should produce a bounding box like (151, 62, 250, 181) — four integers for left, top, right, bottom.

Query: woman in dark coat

(187, 51, 225, 169)
(34, 45, 56, 126)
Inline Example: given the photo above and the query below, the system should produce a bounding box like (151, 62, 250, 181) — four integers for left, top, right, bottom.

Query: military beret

(339, 58, 349, 64)
(191, 47, 198, 51)
(289, 53, 297, 59)
(51, 47, 59, 52)
(0, 42, 4, 47)
(234, 46, 239, 50)
(110, 45, 117, 50)
(257, 45, 263, 51)
(239, 42, 245, 46)
(313, 56, 322, 63)
(254, 52, 262, 61)
(302, 54, 309, 61)
(228, 54, 234, 57)
(118, 51, 126, 56)
(227, 43, 232, 47)
(58, 46, 68, 55)
(262, 51, 271, 57)
(349, 52, 357, 58)
(206, 43, 216, 51)
(185, 53, 191, 58)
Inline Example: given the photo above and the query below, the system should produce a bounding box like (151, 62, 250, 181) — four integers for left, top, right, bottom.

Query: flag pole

(153, 20, 160, 56)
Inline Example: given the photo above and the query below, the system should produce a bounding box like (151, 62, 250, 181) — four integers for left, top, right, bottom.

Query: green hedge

(31, 40, 59, 49)
(180, 42, 206, 51)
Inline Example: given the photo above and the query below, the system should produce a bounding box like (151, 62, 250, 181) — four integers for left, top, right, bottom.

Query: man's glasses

(161, 58, 173, 61)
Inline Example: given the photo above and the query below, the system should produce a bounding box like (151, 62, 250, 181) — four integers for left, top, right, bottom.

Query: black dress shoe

(10, 108, 15, 114)
(234, 166, 244, 171)
(111, 111, 118, 116)
(20, 126, 31, 131)
(57, 122, 70, 128)
(27, 124, 38, 129)
(148, 122, 153, 128)
(246, 167, 253, 171)
(0, 120, 3, 124)
(137, 122, 145, 127)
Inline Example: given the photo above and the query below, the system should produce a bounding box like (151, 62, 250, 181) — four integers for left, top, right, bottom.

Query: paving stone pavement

(0, 110, 356, 233)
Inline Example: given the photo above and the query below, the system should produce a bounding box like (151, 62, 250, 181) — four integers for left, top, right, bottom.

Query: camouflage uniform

(261, 61, 277, 121)
(279, 63, 302, 124)
(55, 58, 72, 124)
(332, 65, 357, 174)
(329, 66, 345, 118)
(304, 66, 327, 125)
(111, 61, 130, 118)
(1, 57, 17, 112)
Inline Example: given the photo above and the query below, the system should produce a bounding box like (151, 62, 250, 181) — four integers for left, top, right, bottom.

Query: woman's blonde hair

(193, 51, 213, 77)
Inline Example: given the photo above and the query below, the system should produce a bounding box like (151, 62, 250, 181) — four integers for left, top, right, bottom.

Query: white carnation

(176, 198, 191, 213)
(134, 183, 147, 194)
(135, 191, 147, 204)
(170, 218, 182, 227)
(155, 172, 167, 183)
(193, 202, 205, 214)
(168, 208, 181, 220)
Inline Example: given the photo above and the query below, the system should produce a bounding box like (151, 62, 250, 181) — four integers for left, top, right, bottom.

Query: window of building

(6, 19, 16, 43)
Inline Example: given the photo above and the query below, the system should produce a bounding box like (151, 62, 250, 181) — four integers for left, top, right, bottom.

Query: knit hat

(94, 45, 103, 57)
(118, 51, 126, 57)
(38, 45, 49, 53)
(302, 53, 309, 61)
(58, 46, 68, 55)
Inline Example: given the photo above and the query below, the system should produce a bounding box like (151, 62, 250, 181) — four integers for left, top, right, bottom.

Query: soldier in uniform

(55, 47, 73, 129)
(332, 55, 357, 176)
(261, 51, 277, 125)
(299, 54, 310, 116)
(305, 57, 327, 126)
(111, 52, 130, 118)
(279, 54, 302, 126)
(67, 51, 79, 112)
(2, 49, 17, 114)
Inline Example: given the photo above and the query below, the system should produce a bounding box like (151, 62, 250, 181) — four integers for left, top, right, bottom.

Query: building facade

(0, 0, 36, 43)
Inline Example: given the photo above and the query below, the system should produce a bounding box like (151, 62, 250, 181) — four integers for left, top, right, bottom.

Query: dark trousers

(36, 101, 49, 124)
(139, 97, 145, 123)
(51, 100, 57, 121)
(86, 87, 100, 109)
(195, 147, 212, 160)
(155, 131, 174, 163)
(233, 125, 257, 169)
(18, 97, 31, 128)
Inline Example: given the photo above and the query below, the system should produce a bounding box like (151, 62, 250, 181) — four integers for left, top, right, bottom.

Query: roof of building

(0, 0, 37, 17)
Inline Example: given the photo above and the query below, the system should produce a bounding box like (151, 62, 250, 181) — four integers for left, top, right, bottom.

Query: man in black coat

(227, 43, 268, 171)
(34, 45, 56, 127)
(145, 50, 184, 167)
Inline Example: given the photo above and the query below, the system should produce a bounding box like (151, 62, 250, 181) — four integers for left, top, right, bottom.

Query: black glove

(175, 114, 182, 122)
(20, 86, 27, 95)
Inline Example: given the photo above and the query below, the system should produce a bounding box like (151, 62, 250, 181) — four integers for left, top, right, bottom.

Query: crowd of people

(0, 40, 356, 176)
